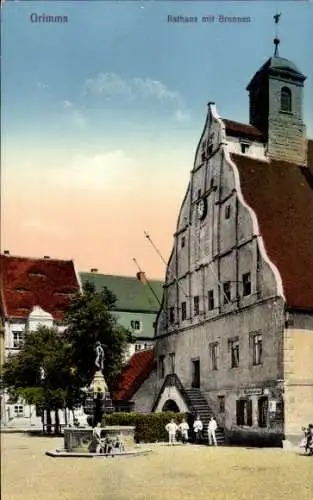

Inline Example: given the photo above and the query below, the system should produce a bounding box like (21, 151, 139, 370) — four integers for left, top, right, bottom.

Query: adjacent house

(0, 252, 81, 428)
(79, 271, 163, 359)
(121, 43, 313, 447)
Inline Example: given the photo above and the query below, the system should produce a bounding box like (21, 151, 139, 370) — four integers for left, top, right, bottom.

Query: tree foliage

(2, 281, 132, 415)
(64, 281, 132, 391)
(2, 326, 73, 410)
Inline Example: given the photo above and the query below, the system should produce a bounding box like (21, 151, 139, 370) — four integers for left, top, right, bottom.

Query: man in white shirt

(178, 418, 189, 444)
(208, 416, 218, 446)
(165, 419, 178, 445)
(193, 415, 203, 443)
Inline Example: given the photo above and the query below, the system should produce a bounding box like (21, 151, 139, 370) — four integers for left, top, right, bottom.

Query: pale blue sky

(2, 0, 313, 154)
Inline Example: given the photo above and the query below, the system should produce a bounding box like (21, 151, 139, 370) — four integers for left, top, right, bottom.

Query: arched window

(280, 87, 292, 113)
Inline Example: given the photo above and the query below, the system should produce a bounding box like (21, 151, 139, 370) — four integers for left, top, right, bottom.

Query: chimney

(44, 256, 50, 259)
(136, 271, 147, 284)
(90, 268, 98, 273)
(3, 250, 10, 255)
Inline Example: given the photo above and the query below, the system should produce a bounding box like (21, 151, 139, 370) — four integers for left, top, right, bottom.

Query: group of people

(165, 415, 218, 446)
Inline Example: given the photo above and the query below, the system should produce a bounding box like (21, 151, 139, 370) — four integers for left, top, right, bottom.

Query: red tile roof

(0, 254, 80, 320)
(223, 118, 264, 141)
(232, 146, 313, 310)
(113, 349, 155, 401)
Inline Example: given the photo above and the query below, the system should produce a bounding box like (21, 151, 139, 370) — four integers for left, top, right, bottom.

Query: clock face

(197, 198, 207, 220)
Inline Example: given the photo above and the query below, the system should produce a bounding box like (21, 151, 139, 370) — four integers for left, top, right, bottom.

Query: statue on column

(95, 341, 105, 372)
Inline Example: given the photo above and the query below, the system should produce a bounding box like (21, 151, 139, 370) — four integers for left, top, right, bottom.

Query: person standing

(193, 415, 203, 444)
(165, 419, 178, 445)
(178, 418, 189, 444)
(208, 416, 218, 446)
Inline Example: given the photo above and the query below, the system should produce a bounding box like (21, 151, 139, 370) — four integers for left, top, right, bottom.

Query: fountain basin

(64, 426, 135, 453)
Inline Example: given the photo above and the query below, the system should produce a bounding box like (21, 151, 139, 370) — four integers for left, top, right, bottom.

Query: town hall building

(118, 38, 313, 446)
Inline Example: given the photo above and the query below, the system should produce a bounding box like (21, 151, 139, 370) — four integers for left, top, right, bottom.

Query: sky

(1, 1, 313, 280)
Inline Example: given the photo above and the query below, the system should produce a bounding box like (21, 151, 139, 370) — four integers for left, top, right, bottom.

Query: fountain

(46, 342, 151, 458)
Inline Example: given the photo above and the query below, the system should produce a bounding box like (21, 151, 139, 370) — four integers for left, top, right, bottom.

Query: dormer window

(240, 143, 250, 154)
(280, 86, 292, 113)
(131, 320, 142, 331)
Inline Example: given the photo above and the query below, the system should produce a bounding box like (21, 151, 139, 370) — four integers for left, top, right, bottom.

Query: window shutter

(236, 400, 241, 425)
(247, 399, 253, 426)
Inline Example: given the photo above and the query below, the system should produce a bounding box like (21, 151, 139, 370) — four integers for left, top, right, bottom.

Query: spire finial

(273, 12, 281, 56)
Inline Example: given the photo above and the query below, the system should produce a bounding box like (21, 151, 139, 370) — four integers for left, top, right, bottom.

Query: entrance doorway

(192, 359, 200, 388)
(162, 399, 180, 412)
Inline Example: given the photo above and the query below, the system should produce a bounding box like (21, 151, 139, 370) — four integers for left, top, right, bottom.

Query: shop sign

(243, 388, 263, 396)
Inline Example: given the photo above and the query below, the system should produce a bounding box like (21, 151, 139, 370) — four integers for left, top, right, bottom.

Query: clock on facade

(197, 198, 207, 220)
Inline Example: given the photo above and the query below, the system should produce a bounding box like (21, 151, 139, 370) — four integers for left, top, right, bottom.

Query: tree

(64, 281, 132, 392)
(2, 282, 132, 431)
(2, 325, 74, 433)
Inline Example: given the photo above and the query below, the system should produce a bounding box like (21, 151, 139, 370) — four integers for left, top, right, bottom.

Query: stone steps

(184, 388, 225, 444)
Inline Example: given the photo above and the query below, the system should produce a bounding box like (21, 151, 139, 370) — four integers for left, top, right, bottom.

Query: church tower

(246, 19, 307, 165)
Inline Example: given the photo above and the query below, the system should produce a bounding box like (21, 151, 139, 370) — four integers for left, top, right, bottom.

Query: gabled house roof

(80, 273, 163, 313)
(0, 254, 80, 320)
(223, 118, 264, 142)
(113, 349, 155, 401)
(232, 141, 313, 310)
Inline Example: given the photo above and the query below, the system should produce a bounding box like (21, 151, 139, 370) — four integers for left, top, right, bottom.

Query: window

(14, 405, 24, 417)
(209, 342, 219, 371)
(208, 144, 213, 155)
(210, 178, 214, 188)
(218, 395, 225, 413)
(193, 296, 200, 316)
(197, 189, 201, 199)
(208, 290, 214, 311)
(181, 301, 187, 321)
(201, 151, 206, 162)
(181, 236, 185, 248)
(280, 86, 292, 113)
(169, 352, 175, 374)
(230, 339, 239, 368)
(240, 143, 250, 154)
(135, 344, 142, 352)
(159, 355, 165, 379)
(36, 406, 43, 418)
(242, 272, 251, 296)
(130, 320, 142, 331)
(225, 204, 231, 219)
(12, 331, 24, 349)
(223, 282, 231, 304)
(251, 333, 263, 365)
(258, 397, 268, 427)
(169, 307, 175, 324)
(236, 399, 252, 426)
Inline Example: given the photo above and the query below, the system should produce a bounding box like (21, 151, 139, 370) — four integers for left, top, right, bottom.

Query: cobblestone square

(2, 433, 312, 500)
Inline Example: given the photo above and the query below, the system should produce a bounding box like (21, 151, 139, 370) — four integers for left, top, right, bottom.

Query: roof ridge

(80, 272, 163, 282)
(0, 253, 74, 263)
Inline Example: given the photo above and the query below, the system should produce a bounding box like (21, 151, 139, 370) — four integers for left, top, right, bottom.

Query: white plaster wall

(226, 136, 267, 160)
(132, 370, 158, 413)
(154, 386, 189, 413)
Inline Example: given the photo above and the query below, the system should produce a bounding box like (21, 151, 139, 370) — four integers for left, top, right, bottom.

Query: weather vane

(273, 12, 282, 56)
